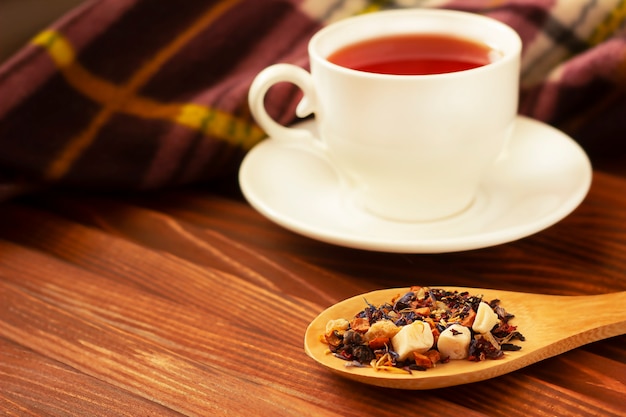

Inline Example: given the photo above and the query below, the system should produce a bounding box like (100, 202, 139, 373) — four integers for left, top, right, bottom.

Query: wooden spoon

(304, 287, 626, 390)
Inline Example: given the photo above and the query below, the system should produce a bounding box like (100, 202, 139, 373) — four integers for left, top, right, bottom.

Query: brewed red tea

(328, 33, 494, 75)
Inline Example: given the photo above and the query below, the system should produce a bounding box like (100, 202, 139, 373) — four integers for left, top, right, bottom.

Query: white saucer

(239, 116, 592, 253)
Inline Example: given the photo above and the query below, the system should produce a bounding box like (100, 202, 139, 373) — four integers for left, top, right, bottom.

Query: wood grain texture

(1, 169, 626, 416)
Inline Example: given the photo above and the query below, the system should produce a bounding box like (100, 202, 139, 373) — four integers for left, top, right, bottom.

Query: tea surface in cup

(327, 34, 495, 75)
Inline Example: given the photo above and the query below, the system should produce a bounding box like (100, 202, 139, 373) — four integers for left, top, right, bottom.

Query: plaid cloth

(0, 0, 625, 200)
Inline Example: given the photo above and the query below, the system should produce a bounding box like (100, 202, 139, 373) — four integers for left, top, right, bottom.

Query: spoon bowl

(304, 287, 626, 389)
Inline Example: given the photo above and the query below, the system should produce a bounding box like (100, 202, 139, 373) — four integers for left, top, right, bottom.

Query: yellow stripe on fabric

(176, 104, 265, 148)
(588, 0, 626, 46)
(33, 0, 264, 182)
(34, 31, 127, 106)
(357, 0, 388, 15)
(32, 30, 74, 67)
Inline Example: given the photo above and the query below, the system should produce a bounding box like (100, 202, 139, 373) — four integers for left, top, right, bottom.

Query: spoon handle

(514, 291, 626, 350)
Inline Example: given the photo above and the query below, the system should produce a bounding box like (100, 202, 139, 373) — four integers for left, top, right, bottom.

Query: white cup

(248, 9, 521, 222)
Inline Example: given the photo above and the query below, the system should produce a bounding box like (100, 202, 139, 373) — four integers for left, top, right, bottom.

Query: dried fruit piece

(368, 336, 390, 350)
(350, 317, 371, 333)
(363, 319, 399, 342)
(391, 320, 434, 361)
(413, 352, 435, 369)
(424, 349, 441, 365)
(325, 318, 349, 336)
(437, 323, 471, 360)
(472, 301, 499, 334)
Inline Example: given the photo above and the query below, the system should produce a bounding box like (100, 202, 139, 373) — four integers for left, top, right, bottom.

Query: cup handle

(248, 63, 319, 144)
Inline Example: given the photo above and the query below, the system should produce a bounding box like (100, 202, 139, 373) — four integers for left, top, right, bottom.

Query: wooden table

(1, 164, 626, 416)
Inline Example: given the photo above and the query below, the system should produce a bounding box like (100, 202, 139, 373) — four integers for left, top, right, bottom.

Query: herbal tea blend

(322, 287, 525, 373)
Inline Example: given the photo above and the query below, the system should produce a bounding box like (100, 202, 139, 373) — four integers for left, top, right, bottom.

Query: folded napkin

(0, 0, 624, 201)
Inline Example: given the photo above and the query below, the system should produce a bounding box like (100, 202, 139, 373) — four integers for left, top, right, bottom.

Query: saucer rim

(239, 116, 592, 253)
